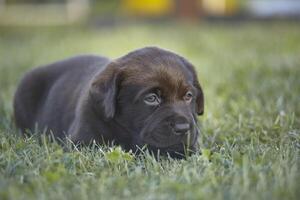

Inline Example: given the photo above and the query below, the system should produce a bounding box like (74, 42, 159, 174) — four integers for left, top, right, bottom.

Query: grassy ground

(0, 22, 299, 200)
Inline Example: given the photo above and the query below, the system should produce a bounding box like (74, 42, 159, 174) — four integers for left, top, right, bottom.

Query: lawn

(0, 22, 299, 200)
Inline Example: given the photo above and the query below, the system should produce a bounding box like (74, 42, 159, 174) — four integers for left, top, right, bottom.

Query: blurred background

(0, 0, 300, 25)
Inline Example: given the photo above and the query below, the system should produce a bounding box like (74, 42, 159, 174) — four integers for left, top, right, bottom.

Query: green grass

(0, 22, 299, 200)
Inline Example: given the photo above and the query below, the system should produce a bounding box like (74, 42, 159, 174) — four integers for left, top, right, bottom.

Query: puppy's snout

(169, 116, 190, 136)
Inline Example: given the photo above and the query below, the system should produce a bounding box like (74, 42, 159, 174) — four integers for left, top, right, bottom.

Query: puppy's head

(90, 47, 204, 158)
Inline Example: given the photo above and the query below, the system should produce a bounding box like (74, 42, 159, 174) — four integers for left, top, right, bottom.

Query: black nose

(169, 116, 190, 136)
(173, 123, 190, 135)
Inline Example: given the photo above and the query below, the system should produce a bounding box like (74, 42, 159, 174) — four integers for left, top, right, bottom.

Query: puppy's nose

(173, 123, 190, 135)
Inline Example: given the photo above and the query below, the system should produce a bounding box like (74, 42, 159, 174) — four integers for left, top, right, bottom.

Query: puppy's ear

(194, 80, 204, 115)
(90, 62, 122, 119)
(180, 57, 204, 115)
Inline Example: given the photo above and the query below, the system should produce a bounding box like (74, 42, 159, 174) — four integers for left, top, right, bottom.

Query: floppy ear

(89, 62, 122, 119)
(194, 80, 204, 115)
(179, 57, 204, 115)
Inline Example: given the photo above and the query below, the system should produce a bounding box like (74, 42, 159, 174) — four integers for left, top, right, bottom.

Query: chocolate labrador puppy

(14, 47, 204, 158)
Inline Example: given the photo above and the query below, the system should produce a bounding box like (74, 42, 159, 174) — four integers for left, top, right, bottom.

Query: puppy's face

(91, 47, 204, 157)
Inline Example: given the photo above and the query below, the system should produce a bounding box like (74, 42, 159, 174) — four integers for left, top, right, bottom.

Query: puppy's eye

(144, 93, 160, 106)
(184, 91, 193, 103)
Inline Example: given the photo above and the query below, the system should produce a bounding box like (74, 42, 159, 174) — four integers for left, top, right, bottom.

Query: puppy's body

(14, 47, 204, 157)
(14, 56, 113, 139)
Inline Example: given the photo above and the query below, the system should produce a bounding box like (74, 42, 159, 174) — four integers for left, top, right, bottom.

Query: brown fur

(13, 47, 204, 158)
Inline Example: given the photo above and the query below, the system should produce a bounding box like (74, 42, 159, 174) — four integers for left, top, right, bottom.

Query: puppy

(13, 47, 204, 157)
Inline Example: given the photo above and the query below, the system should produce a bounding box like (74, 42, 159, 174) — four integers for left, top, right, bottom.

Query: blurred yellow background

(1, 0, 300, 26)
